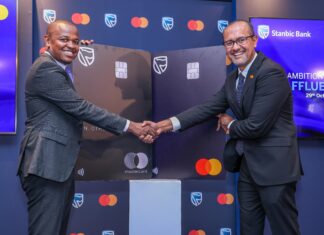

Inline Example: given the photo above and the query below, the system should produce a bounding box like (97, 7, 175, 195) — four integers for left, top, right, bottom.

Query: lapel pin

(249, 74, 254, 79)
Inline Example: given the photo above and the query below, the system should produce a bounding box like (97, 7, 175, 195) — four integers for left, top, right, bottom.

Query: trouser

(238, 158, 301, 235)
(19, 173, 75, 235)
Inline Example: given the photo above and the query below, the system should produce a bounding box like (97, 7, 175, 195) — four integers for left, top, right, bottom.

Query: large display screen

(250, 18, 324, 138)
(0, 1, 17, 134)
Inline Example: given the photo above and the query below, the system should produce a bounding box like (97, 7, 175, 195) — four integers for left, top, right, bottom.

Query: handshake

(127, 113, 234, 144)
(127, 119, 174, 144)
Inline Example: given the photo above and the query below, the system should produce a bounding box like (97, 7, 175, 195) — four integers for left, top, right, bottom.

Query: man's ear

(43, 34, 50, 49)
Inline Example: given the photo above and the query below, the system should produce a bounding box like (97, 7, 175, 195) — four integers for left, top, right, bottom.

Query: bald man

(146, 20, 302, 235)
(17, 20, 154, 235)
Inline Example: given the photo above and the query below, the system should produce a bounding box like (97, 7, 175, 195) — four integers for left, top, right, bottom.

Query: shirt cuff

(228, 120, 235, 129)
(170, 117, 181, 132)
(123, 120, 130, 132)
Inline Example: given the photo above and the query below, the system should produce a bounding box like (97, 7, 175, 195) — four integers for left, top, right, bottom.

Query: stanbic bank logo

(43, 9, 56, 24)
(258, 25, 270, 39)
(162, 17, 174, 31)
(218, 20, 228, 33)
(78, 47, 95, 67)
(153, 56, 168, 75)
(191, 192, 203, 206)
(72, 193, 84, 208)
(102, 231, 114, 235)
(105, 13, 117, 28)
(258, 24, 312, 39)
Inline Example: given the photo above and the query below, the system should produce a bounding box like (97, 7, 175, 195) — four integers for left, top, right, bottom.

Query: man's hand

(138, 119, 174, 143)
(127, 121, 157, 143)
(216, 113, 234, 134)
(142, 119, 173, 135)
(80, 39, 94, 45)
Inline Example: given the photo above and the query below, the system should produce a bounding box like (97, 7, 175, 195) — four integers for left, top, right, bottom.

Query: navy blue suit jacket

(176, 52, 302, 185)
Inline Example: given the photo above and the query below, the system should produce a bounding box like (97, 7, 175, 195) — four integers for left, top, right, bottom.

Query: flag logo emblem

(43, 9, 56, 24)
(78, 47, 95, 67)
(105, 14, 117, 28)
(258, 25, 270, 39)
(191, 192, 203, 206)
(72, 193, 84, 208)
(218, 20, 228, 33)
(153, 56, 168, 75)
(162, 17, 174, 31)
(102, 230, 114, 235)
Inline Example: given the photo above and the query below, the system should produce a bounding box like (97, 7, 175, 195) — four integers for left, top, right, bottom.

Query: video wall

(0, 0, 17, 134)
(250, 18, 324, 138)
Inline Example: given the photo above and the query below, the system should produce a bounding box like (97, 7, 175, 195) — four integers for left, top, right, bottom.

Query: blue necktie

(236, 73, 245, 104)
(65, 65, 74, 82)
(235, 73, 245, 155)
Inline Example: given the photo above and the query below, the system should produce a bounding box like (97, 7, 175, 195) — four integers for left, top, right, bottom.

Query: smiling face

(44, 21, 80, 64)
(223, 21, 258, 71)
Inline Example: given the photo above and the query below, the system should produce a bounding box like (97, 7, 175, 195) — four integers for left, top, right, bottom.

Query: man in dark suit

(18, 20, 154, 235)
(145, 20, 302, 234)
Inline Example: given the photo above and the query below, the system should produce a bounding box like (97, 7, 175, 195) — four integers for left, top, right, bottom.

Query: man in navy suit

(145, 20, 302, 235)
(18, 20, 154, 235)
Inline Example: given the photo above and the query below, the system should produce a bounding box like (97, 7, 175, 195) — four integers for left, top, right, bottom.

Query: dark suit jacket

(18, 54, 127, 182)
(175, 52, 302, 186)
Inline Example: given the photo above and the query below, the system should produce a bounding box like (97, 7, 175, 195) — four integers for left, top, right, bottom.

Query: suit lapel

(42, 53, 76, 91)
(242, 52, 264, 98)
(238, 52, 266, 117)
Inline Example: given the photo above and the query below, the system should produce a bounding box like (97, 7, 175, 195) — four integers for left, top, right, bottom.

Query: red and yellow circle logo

(131, 16, 149, 28)
(188, 229, 206, 235)
(195, 158, 222, 176)
(0, 4, 9, 21)
(217, 193, 234, 205)
(187, 20, 204, 31)
(72, 13, 90, 25)
(98, 194, 118, 206)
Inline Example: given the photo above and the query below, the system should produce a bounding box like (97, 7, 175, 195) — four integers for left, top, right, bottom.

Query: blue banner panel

(34, 0, 231, 52)
(181, 179, 236, 235)
(68, 180, 129, 235)
(250, 18, 324, 138)
(152, 46, 227, 179)
(0, 0, 16, 134)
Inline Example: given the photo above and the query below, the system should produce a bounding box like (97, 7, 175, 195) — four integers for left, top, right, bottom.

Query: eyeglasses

(223, 35, 255, 48)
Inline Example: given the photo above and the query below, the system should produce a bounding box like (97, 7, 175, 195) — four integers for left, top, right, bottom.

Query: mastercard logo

(70, 233, 85, 235)
(0, 4, 9, 21)
(217, 193, 234, 205)
(188, 229, 206, 235)
(131, 16, 149, 28)
(72, 13, 90, 25)
(187, 20, 204, 31)
(195, 158, 222, 176)
(99, 194, 118, 207)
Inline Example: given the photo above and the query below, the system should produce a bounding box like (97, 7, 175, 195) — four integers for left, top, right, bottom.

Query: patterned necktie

(236, 73, 245, 103)
(235, 73, 245, 155)
(65, 65, 74, 82)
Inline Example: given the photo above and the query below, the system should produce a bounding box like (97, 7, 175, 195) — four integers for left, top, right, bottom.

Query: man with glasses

(144, 20, 302, 235)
